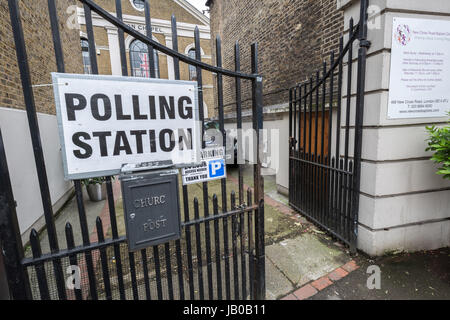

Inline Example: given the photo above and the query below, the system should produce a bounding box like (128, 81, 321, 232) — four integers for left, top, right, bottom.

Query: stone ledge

(337, 0, 356, 12)
(357, 220, 450, 256)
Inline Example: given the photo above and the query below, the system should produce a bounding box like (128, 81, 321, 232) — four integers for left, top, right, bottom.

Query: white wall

(271, 114, 289, 190)
(225, 113, 288, 190)
(339, 0, 450, 256)
(224, 107, 338, 195)
(0, 107, 73, 243)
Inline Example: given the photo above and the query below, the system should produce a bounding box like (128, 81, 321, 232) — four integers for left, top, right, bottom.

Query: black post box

(120, 169, 181, 251)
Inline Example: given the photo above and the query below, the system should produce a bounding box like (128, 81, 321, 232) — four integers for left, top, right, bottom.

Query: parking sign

(209, 159, 225, 178)
(182, 147, 227, 185)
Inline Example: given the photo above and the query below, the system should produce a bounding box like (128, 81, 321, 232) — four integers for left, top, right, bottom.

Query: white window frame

(130, 0, 145, 12)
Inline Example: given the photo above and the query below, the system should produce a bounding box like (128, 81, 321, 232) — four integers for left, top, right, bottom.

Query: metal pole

(251, 43, 265, 300)
(7, 0, 60, 253)
(351, 0, 370, 253)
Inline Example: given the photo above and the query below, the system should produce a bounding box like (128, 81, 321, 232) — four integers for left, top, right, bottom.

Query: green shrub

(426, 114, 450, 180)
(81, 177, 107, 186)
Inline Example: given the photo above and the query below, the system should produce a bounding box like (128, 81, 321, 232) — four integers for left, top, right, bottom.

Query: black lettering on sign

(72, 132, 92, 159)
(115, 95, 131, 120)
(92, 131, 112, 157)
(65, 93, 86, 121)
(149, 96, 157, 120)
(159, 96, 175, 119)
(63, 90, 198, 160)
(178, 96, 193, 119)
(130, 130, 147, 154)
(114, 131, 132, 155)
(178, 128, 193, 150)
(159, 129, 175, 152)
(132, 95, 148, 120)
(91, 94, 112, 121)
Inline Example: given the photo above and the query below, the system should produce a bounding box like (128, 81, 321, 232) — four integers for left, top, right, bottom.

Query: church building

(77, 0, 213, 118)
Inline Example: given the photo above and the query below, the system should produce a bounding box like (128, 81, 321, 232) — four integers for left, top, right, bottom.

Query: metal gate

(0, 0, 265, 300)
(288, 0, 370, 251)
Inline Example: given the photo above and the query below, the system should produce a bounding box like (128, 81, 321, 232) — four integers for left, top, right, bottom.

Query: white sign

(182, 147, 227, 185)
(388, 17, 450, 119)
(52, 73, 201, 180)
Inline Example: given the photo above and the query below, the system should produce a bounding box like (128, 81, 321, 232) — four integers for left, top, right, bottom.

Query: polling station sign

(182, 147, 227, 185)
(52, 73, 201, 180)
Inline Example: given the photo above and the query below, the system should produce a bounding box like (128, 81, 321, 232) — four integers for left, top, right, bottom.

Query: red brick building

(206, 0, 344, 194)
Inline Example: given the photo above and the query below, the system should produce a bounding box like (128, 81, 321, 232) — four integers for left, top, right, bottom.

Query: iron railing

(1, 0, 265, 300)
(288, 0, 370, 251)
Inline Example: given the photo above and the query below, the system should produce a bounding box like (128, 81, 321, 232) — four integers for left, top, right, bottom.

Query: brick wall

(207, 0, 344, 116)
(0, 0, 83, 115)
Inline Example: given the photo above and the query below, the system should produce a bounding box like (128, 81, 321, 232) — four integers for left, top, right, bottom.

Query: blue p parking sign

(209, 159, 225, 178)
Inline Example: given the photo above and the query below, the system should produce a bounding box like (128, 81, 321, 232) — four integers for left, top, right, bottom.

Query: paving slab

(265, 257, 294, 300)
(24, 187, 106, 257)
(266, 233, 351, 287)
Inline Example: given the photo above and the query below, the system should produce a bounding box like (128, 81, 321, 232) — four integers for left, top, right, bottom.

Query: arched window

(80, 38, 91, 74)
(129, 40, 159, 78)
(188, 48, 197, 81)
(131, 0, 145, 11)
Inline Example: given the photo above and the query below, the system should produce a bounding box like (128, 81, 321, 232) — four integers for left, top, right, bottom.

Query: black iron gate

(288, 0, 370, 251)
(0, 0, 265, 300)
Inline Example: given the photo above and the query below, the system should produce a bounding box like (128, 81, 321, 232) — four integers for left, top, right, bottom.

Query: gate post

(0, 128, 31, 300)
(251, 43, 265, 300)
(350, 0, 370, 253)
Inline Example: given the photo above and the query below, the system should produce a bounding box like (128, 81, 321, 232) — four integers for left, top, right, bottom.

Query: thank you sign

(52, 73, 201, 179)
(182, 147, 227, 185)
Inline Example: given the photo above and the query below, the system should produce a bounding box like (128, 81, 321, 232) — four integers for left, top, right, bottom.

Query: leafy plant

(426, 113, 450, 180)
(81, 177, 107, 186)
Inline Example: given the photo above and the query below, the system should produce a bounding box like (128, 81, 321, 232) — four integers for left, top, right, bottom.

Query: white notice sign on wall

(388, 17, 450, 119)
(52, 73, 201, 180)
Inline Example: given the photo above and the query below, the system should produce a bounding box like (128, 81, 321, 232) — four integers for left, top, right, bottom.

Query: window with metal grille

(80, 38, 91, 74)
(129, 39, 160, 78)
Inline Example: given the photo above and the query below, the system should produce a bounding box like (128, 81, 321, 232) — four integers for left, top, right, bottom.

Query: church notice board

(388, 17, 450, 119)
